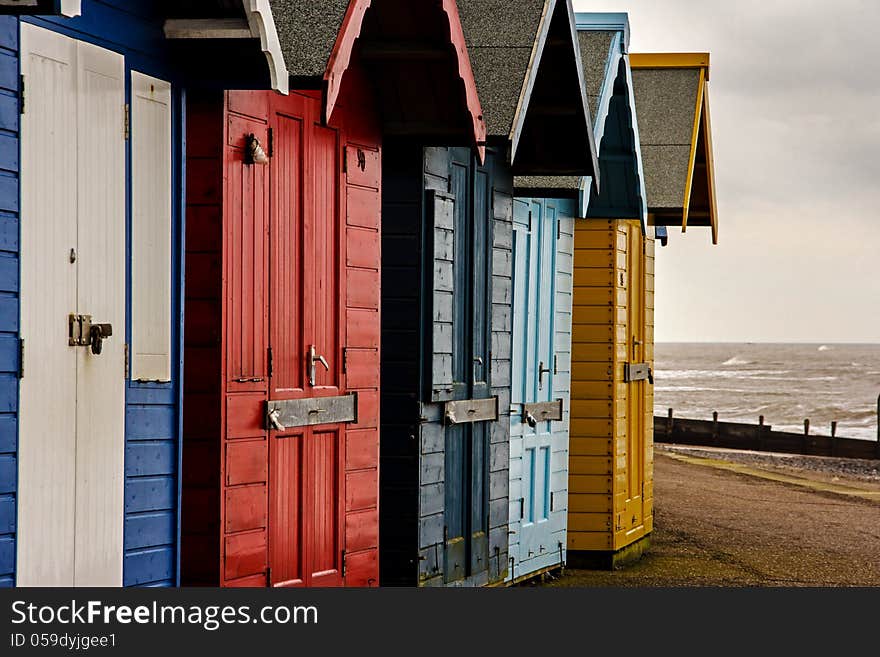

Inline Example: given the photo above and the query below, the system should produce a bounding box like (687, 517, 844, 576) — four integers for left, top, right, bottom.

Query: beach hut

(565, 42, 719, 568)
(180, 0, 485, 587)
(379, 0, 597, 587)
(0, 0, 285, 587)
(511, 14, 650, 581)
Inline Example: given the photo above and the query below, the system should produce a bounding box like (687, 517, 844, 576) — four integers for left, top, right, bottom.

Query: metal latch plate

(444, 397, 499, 425)
(266, 393, 358, 431)
(69, 314, 92, 346)
(624, 363, 651, 382)
(522, 399, 564, 423)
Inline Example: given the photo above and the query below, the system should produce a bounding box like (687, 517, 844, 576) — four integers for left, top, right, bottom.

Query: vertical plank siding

(0, 16, 18, 588)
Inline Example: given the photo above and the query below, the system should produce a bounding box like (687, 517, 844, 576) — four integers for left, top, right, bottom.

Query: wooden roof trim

(630, 52, 710, 76)
(509, 0, 555, 163)
(323, 0, 486, 161)
(702, 84, 719, 244)
(244, 0, 289, 94)
(681, 66, 706, 234)
(624, 54, 649, 232)
(60, 0, 80, 17)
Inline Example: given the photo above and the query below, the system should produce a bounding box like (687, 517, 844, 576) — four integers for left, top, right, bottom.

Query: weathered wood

(655, 415, 880, 461)
(444, 397, 499, 425)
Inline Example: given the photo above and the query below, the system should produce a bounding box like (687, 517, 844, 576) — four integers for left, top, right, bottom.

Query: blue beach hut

(0, 0, 286, 587)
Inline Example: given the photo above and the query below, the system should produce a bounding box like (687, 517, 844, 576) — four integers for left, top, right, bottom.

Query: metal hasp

(444, 397, 499, 425)
(265, 393, 358, 431)
(69, 314, 112, 355)
(522, 400, 564, 426)
(624, 363, 652, 383)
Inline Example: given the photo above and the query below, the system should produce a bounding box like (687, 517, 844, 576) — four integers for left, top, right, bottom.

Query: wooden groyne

(655, 408, 880, 461)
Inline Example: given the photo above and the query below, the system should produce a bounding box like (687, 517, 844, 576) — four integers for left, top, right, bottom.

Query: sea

(654, 343, 880, 441)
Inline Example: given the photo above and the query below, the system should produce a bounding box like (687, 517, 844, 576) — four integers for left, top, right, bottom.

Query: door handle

(538, 361, 552, 389)
(308, 345, 330, 387)
(473, 356, 484, 384)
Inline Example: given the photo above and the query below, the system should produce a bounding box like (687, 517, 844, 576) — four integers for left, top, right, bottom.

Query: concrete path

(546, 449, 880, 587)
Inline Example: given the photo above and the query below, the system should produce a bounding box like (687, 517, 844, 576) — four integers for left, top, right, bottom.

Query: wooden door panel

(309, 125, 340, 392)
(17, 24, 79, 586)
(625, 224, 645, 530)
(444, 423, 466, 583)
(269, 432, 304, 587)
(469, 423, 489, 576)
(270, 112, 305, 397)
(226, 118, 269, 392)
(471, 169, 491, 395)
(307, 430, 343, 586)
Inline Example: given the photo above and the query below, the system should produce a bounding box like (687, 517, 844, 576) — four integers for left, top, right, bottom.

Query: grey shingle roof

(268, 0, 351, 78)
(631, 67, 700, 210)
(579, 30, 614, 116)
(457, 0, 548, 138)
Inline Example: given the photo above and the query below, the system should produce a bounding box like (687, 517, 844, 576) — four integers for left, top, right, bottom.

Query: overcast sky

(573, 0, 880, 343)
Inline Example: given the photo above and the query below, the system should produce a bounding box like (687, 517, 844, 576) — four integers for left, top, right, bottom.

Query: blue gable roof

(575, 13, 650, 233)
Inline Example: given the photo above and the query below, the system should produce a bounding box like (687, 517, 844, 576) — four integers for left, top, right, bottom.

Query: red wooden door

(267, 93, 345, 587)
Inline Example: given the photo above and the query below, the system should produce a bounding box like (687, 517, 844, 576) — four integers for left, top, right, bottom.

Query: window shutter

(427, 189, 455, 401)
(130, 71, 172, 382)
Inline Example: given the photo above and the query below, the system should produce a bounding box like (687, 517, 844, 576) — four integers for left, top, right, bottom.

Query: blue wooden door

(510, 199, 558, 577)
(443, 148, 492, 583)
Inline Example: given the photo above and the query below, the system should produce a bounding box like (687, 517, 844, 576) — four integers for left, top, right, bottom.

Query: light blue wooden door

(509, 199, 557, 577)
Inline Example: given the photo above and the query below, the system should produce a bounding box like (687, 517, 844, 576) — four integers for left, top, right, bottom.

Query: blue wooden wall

(0, 15, 19, 589)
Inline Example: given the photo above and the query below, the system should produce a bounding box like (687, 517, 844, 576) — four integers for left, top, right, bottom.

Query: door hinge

(342, 347, 348, 374)
(19, 75, 25, 115)
(342, 148, 347, 174)
(267, 346, 274, 378)
(266, 567, 272, 587)
(124, 103, 130, 140)
(124, 343, 130, 379)
(341, 550, 346, 577)
(528, 210, 533, 232)
(267, 127, 274, 158)
(519, 498, 525, 520)
(550, 491, 555, 512)
(553, 354, 558, 375)
(17, 338, 24, 379)
(557, 217, 562, 240)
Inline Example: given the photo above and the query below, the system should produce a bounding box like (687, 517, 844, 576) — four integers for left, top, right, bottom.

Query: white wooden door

(18, 24, 126, 587)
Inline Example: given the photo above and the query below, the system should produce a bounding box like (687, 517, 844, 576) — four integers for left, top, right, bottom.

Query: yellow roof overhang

(631, 53, 718, 244)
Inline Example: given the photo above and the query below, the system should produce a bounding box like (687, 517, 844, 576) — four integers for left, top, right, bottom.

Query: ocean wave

(817, 345, 831, 352)
(722, 356, 752, 365)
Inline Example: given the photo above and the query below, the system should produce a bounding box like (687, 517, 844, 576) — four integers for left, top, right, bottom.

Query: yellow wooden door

(624, 223, 645, 532)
